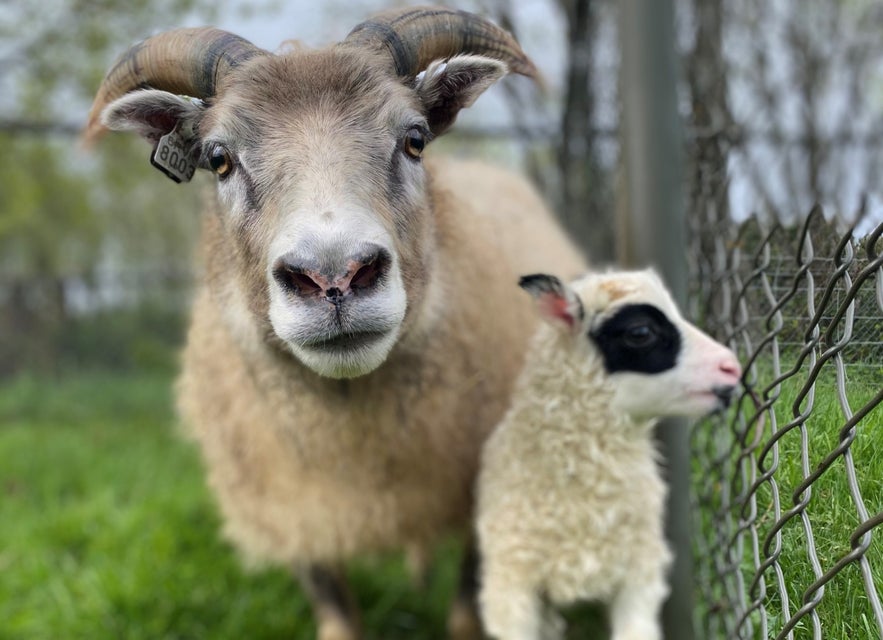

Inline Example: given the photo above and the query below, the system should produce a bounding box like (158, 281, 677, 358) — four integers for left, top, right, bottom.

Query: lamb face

(520, 269, 742, 420)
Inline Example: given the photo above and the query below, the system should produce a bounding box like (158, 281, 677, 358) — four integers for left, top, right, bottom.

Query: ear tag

(150, 126, 197, 183)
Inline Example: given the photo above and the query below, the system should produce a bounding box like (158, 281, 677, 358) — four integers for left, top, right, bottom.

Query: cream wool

(477, 270, 741, 640)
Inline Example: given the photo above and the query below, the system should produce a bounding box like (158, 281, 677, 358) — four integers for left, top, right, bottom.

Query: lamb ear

(519, 274, 584, 331)
(100, 89, 204, 145)
(415, 54, 507, 136)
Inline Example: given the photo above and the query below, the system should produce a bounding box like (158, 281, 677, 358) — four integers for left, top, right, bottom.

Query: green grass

(7, 367, 877, 639)
(0, 371, 605, 639)
(0, 372, 313, 639)
(693, 365, 883, 639)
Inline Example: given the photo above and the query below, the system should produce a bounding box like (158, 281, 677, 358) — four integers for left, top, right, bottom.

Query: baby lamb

(476, 269, 742, 640)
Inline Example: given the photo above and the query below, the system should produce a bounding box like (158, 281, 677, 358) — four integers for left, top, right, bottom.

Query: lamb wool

(477, 269, 741, 640)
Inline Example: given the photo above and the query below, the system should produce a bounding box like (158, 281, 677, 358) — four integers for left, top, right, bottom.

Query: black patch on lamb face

(590, 303, 681, 374)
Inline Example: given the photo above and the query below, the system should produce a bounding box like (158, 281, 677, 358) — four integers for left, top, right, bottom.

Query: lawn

(692, 364, 883, 639)
(0, 371, 604, 639)
(4, 366, 879, 639)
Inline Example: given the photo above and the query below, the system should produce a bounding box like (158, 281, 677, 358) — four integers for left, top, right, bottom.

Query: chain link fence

(688, 206, 883, 639)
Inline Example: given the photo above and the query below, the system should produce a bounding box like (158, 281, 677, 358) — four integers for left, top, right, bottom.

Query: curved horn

(83, 27, 265, 143)
(341, 6, 538, 80)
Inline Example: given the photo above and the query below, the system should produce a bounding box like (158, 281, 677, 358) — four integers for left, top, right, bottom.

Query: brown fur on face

(599, 278, 635, 302)
(196, 48, 436, 344)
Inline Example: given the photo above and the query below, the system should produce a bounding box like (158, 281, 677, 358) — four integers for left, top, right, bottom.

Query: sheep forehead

(200, 49, 426, 224)
(205, 48, 420, 143)
(573, 270, 679, 320)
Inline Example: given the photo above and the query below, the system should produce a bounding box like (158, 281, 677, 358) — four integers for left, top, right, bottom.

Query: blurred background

(3, 0, 883, 379)
(2, 1, 883, 638)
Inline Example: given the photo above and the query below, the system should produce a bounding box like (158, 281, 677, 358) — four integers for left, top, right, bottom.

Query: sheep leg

(608, 579, 667, 640)
(478, 568, 545, 640)
(447, 541, 484, 640)
(297, 564, 362, 640)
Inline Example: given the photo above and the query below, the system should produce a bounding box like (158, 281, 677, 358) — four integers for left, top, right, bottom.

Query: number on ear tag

(151, 129, 197, 183)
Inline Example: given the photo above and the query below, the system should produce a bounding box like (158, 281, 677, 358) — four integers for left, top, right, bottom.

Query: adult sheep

(84, 5, 585, 639)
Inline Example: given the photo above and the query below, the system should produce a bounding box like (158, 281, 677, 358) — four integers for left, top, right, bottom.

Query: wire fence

(688, 205, 883, 639)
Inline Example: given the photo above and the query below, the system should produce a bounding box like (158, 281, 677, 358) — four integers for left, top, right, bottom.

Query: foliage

(1, 0, 224, 116)
(0, 130, 202, 376)
(0, 1, 223, 377)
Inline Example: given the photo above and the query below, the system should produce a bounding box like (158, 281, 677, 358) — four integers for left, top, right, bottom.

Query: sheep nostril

(274, 263, 324, 296)
(351, 263, 379, 289)
(349, 251, 390, 292)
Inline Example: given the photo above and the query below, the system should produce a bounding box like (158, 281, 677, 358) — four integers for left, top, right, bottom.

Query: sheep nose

(718, 354, 742, 382)
(272, 245, 391, 299)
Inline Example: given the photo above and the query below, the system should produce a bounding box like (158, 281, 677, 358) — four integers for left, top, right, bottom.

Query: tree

(556, 0, 614, 261)
(0, 0, 225, 375)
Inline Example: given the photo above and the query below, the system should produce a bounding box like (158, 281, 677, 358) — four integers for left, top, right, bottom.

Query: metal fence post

(617, 1, 694, 639)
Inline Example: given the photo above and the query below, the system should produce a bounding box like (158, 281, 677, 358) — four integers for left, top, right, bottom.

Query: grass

(5, 366, 878, 639)
(693, 364, 883, 639)
(0, 371, 605, 639)
(0, 372, 314, 639)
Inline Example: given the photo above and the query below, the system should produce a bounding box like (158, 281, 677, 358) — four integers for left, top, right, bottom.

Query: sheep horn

(83, 27, 265, 144)
(341, 6, 539, 80)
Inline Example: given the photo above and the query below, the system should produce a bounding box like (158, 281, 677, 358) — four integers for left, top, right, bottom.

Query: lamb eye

(209, 145, 234, 178)
(623, 325, 656, 349)
(403, 128, 426, 159)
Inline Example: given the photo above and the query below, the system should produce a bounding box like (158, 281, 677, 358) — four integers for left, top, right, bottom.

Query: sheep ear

(101, 89, 204, 145)
(519, 274, 584, 331)
(415, 54, 507, 136)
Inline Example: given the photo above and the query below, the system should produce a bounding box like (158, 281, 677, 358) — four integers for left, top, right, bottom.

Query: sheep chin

(285, 326, 401, 379)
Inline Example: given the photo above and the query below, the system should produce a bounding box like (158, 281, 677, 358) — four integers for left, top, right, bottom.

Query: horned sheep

(476, 269, 742, 640)
(85, 6, 585, 639)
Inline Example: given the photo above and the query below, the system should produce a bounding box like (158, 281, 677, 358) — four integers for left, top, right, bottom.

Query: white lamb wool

(476, 268, 742, 640)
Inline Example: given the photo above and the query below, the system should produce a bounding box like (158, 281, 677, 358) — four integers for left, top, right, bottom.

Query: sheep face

(99, 48, 507, 379)
(520, 270, 742, 420)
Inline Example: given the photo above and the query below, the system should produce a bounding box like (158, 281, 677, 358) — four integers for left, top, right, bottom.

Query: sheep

(476, 269, 742, 640)
(83, 6, 586, 639)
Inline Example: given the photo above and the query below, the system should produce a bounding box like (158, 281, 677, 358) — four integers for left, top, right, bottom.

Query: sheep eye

(209, 145, 234, 178)
(623, 325, 657, 349)
(403, 128, 426, 159)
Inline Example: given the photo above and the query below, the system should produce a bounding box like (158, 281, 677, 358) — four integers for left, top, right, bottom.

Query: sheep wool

(477, 269, 742, 640)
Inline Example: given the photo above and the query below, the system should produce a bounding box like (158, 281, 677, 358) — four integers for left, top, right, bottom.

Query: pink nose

(272, 246, 391, 301)
(718, 354, 742, 381)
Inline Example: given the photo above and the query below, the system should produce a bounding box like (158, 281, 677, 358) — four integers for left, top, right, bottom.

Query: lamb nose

(719, 356, 742, 380)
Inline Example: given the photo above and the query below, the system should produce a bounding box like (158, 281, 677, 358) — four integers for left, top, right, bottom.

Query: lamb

(476, 269, 742, 640)
(84, 6, 586, 639)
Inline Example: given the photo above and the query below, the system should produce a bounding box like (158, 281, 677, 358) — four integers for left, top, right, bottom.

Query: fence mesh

(688, 206, 883, 639)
